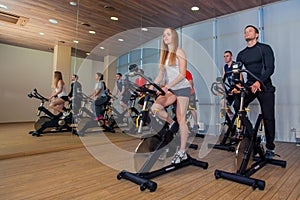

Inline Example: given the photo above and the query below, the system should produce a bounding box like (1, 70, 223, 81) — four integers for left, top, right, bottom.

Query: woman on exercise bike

(150, 27, 191, 164)
(89, 72, 108, 121)
(48, 71, 69, 118)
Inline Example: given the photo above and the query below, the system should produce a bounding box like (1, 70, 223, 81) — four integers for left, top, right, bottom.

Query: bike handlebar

(224, 68, 267, 92)
(27, 88, 49, 102)
(128, 71, 165, 95)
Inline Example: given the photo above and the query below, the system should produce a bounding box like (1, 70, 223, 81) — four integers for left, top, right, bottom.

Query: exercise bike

(27, 88, 77, 137)
(208, 77, 238, 152)
(106, 76, 142, 132)
(76, 93, 115, 136)
(117, 67, 208, 192)
(214, 63, 287, 190)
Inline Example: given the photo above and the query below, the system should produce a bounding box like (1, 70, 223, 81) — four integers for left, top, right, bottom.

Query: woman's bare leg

(176, 96, 190, 151)
(49, 98, 65, 114)
(151, 92, 176, 124)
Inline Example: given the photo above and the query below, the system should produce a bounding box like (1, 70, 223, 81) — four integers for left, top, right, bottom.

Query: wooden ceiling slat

(0, 0, 282, 60)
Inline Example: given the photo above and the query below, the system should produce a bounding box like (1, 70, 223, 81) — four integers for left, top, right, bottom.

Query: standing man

(68, 74, 82, 115)
(234, 25, 276, 159)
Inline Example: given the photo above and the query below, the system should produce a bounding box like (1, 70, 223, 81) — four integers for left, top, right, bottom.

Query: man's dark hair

(245, 25, 259, 34)
(224, 50, 232, 56)
(116, 72, 122, 77)
(73, 74, 78, 80)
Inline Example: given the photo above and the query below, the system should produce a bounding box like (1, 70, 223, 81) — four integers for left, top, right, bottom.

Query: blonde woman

(48, 71, 69, 117)
(151, 28, 191, 164)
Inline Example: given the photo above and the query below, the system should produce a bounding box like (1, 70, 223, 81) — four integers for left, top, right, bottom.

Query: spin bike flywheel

(218, 123, 229, 143)
(34, 116, 53, 132)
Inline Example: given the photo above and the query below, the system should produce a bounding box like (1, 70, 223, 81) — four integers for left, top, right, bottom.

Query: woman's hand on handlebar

(148, 85, 154, 91)
(250, 81, 261, 93)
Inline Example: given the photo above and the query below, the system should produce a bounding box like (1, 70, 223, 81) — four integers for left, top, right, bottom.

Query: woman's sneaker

(61, 111, 70, 119)
(171, 150, 187, 164)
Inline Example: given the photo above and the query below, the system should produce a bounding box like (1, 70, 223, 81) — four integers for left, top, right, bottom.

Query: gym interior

(0, 0, 300, 199)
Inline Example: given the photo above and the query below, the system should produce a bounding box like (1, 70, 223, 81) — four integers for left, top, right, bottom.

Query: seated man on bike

(134, 68, 148, 108)
(222, 50, 235, 116)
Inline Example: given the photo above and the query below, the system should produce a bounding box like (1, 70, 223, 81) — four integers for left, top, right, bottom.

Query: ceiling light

(99, 46, 105, 50)
(39, 32, 45, 35)
(73, 40, 79, 44)
(141, 28, 148, 32)
(0, 4, 8, 10)
(86, 52, 90, 56)
(191, 6, 199, 11)
(110, 16, 119, 21)
(118, 38, 124, 42)
(49, 19, 58, 24)
(69, 2, 77, 6)
(89, 30, 96, 34)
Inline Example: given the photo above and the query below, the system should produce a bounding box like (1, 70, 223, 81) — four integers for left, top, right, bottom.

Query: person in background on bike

(185, 70, 199, 133)
(150, 27, 191, 164)
(112, 72, 123, 98)
(113, 72, 130, 114)
(68, 74, 82, 115)
(135, 68, 147, 108)
(89, 72, 108, 121)
(234, 25, 276, 159)
(48, 71, 69, 118)
(222, 50, 236, 116)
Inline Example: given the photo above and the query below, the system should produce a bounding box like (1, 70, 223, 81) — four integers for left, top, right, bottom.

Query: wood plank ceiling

(0, 0, 281, 61)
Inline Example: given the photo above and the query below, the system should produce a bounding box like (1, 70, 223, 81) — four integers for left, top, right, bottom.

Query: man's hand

(250, 81, 261, 93)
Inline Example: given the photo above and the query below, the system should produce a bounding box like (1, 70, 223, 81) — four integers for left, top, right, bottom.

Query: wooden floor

(0, 123, 299, 200)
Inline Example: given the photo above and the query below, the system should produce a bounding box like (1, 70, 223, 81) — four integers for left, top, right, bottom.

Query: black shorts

(226, 95, 235, 106)
(171, 87, 190, 97)
(60, 96, 69, 101)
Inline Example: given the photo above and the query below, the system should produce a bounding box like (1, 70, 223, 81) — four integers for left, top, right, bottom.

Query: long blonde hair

(52, 71, 64, 88)
(159, 28, 179, 68)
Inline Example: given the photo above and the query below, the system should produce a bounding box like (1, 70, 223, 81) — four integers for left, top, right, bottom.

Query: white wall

(0, 43, 53, 123)
(0, 43, 104, 123)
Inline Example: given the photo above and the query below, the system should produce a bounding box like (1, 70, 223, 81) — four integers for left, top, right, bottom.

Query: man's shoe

(265, 149, 275, 159)
(191, 124, 199, 133)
